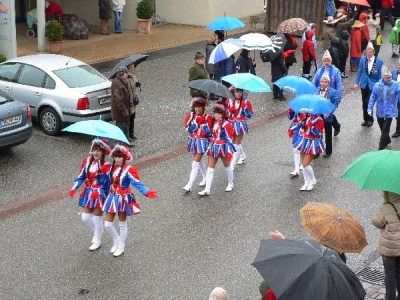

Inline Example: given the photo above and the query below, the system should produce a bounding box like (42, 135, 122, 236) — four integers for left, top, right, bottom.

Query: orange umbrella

(299, 202, 368, 253)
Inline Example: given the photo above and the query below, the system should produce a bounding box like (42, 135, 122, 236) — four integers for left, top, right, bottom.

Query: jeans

(114, 10, 123, 33)
(115, 120, 130, 141)
(382, 255, 400, 300)
(377, 117, 392, 150)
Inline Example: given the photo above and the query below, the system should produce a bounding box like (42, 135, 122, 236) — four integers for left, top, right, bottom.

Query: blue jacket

(392, 69, 400, 81)
(313, 65, 342, 97)
(368, 79, 400, 118)
(326, 0, 336, 17)
(320, 87, 340, 122)
(354, 56, 384, 90)
(217, 55, 236, 81)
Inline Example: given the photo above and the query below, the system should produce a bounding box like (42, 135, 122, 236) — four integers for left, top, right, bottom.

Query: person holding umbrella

(182, 96, 212, 192)
(188, 52, 208, 97)
(102, 142, 158, 256)
(271, 51, 287, 100)
(69, 137, 112, 251)
(198, 104, 236, 196)
(126, 63, 141, 141)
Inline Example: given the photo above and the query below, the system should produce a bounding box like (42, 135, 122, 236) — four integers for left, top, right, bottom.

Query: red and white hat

(191, 95, 208, 107)
(213, 103, 226, 115)
(90, 137, 111, 155)
(110, 142, 132, 162)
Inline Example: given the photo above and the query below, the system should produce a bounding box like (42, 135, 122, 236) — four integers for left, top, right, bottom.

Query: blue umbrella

(62, 118, 129, 144)
(209, 38, 243, 64)
(287, 94, 336, 114)
(274, 75, 318, 95)
(221, 73, 272, 93)
(206, 16, 245, 31)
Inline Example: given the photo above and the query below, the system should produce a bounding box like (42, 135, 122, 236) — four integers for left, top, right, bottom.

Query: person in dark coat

(339, 30, 350, 78)
(283, 33, 298, 71)
(271, 52, 287, 100)
(98, 0, 111, 35)
(236, 49, 256, 75)
(217, 55, 237, 87)
(205, 33, 219, 80)
(329, 37, 341, 71)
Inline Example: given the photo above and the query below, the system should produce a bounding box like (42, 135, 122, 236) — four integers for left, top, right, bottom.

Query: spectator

(329, 37, 341, 71)
(271, 52, 288, 100)
(205, 33, 220, 80)
(302, 30, 316, 80)
(302, 23, 317, 50)
(98, 0, 112, 35)
(209, 287, 229, 300)
(326, 0, 337, 17)
(359, 12, 371, 52)
(322, 16, 338, 51)
(350, 20, 364, 72)
(188, 52, 208, 97)
(45, 1, 63, 21)
(112, 0, 125, 34)
(236, 49, 256, 75)
(126, 63, 140, 143)
(217, 55, 236, 86)
(380, 0, 396, 30)
(371, 191, 400, 300)
(367, 9, 381, 55)
(334, 11, 356, 38)
(259, 281, 277, 300)
(283, 33, 298, 71)
(214, 30, 225, 43)
(391, 61, 400, 138)
(339, 30, 350, 78)
(389, 19, 400, 58)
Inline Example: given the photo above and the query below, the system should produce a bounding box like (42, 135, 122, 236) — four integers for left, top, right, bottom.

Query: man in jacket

(188, 52, 208, 97)
(380, 0, 396, 30)
(368, 65, 400, 150)
(111, 66, 132, 145)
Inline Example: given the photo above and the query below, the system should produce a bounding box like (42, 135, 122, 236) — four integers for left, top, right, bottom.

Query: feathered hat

(110, 142, 133, 162)
(322, 50, 332, 60)
(191, 94, 208, 107)
(213, 103, 226, 115)
(90, 137, 111, 156)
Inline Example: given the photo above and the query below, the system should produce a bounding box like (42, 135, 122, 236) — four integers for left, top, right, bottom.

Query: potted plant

(45, 20, 64, 54)
(136, 0, 153, 34)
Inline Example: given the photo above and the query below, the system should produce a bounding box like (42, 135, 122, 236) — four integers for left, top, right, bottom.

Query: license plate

(0, 115, 20, 127)
(98, 96, 111, 105)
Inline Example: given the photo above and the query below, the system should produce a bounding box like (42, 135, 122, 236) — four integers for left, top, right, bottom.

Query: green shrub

(0, 54, 6, 63)
(136, 0, 153, 19)
(45, 20, 64, 41)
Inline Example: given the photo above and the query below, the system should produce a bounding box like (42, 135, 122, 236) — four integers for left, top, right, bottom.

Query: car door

(11, 64, 46, 118)
(0, 62, 22, 96)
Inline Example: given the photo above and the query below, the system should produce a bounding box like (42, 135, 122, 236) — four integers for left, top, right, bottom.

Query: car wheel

(40, 107, 61, 135)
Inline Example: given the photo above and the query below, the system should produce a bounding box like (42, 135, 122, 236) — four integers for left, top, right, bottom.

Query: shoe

(225, 184, 234, 192)
(110, 242, 119, 253)
(198, 189, 210, 196)
(113, 245, 125, 257)
(130, 135, 137, 140)
(182, 185, 191, 192)
(341, 72, 348, 78)
(237, 157, 245, 165)
(279, 96, 287, 101)
(199, 179, 206, 187)
(361, 121, 368, 126)
(314, 153, 320, 159)
(392, 53, 399, 58)
(366, 121, 373, 127)
(289, 170, 299, 178)
(307, 180, 317, 191)
(300, 182, 309, 191)
(334, 124, 341, 136)
(89, 242, 101, 251)
(392, 132, 400, 138)
(322, 153, 331, 158)
(273, 96, 279, 100)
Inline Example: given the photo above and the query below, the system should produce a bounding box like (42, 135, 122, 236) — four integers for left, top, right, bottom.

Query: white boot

(198, 160, 207, 186)
(230, 144, 239, 169)
(113, 244, 125, 257)
(183, 161, 200, 192)
(304, 165, 317, 191)
(290, 148, 301, 177)
(105, 221, 120, 253)
(89, 215, 103, 250)
(114, 220, 127, 256)
(237, 144, 246, 164)
(225, 166, 234, 191)
(300, 166, 310, 191)
(199, 167, 214, 196)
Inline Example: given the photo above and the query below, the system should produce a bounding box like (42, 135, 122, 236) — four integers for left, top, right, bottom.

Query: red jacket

(45, 2, 63, 19)
(302, 31, 316, 62)
(381, 0, 394, 9)
(350, 27, 363, 58)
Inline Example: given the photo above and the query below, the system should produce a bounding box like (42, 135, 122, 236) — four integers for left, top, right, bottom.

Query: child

(339, 30, 350, 78)
(302, 30, 316, 80)
(389, 19, 400, 58)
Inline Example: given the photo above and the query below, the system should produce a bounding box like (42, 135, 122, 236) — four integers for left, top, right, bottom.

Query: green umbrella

(341, 150, 400, 194)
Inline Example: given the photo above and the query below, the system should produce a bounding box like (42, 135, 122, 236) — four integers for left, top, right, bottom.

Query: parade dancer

(287, 108, 305, 178)
(183, 96, 213, 192)
(199, 104, 236, 196)
(293, 114, 325, 191)
(69, 138, 111, 251)
(225, 87, 253, 170)
(102, 142, 158, 256)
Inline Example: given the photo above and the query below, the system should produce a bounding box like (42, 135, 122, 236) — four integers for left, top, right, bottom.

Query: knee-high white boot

(300, 166, 310, 191)
(225, 166, 234, 192)
(199, 167, 214, 196)
(231, 144, 239, 168)
(89, 215, 103, 250)
(304, 165, 317, 190)
(290, 148, 301, 177)
(105, 221, 120, 253)
(183, 161, 200, 192)
(114, 221, 127, 257)
(237, 144, 246, 164)
(198, 160, 207, 186)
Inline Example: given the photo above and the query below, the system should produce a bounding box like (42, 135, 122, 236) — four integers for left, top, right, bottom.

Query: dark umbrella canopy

(60, 14, 90, 40)
(260, 33, 287, 62)
(252, 239, 366, 300)
(110, 54, 149, 79)
(183, 79, 234, 99)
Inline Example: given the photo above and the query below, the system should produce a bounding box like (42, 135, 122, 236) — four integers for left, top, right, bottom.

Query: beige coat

(126, 74, 137, 115)
(371, 192, 400, 257)
(367, 16, 380, 40)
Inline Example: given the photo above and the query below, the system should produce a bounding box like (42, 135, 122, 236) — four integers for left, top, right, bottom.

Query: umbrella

(110, 54, 149, 79)
(62, 118, 129, 144)
(277, 18, 308, 34)
(259, 33, 287, 62)
(209, 38, 243, 64)
(287, 94, 336, 114)
(240, 33, 273, 50)
(340, 0, 370, 6)
(183, 79, 234, 99)
(341, 149, 400, 194)
(206, 16, 245, 31)
(300, 201, 368, 253)
(274, 75, 318, 95)
(252, 239, 366, 300)
(221, 73, 272, 93)
(60, 14, 90, 40)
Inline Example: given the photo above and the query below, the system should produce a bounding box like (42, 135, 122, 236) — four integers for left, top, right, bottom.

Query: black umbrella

(260, 33, 287, 62)
(252, 239, 366, 300)
(183, 79, 234, 99)
(110, 54, 149, 79)
(60, 14, 90, 40)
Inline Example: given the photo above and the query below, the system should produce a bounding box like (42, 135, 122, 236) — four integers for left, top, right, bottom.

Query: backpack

(260, 50, 272, 62)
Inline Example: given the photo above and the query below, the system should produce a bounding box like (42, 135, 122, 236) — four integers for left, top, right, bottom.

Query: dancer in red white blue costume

(183, 95, 213, 192)
(287, 109, 306, 178)
(102, 142, 158, 256)
(69, 137, 111, 251)
(199, 104, 236, 196)
(224, 87, 253, 169)
(293, 114, 325, 191)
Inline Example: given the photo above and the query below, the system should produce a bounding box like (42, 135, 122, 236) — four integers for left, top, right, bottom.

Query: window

(53, 65, 107, 88)
(44, 75, 56, 89)
(0, 63, 21, 82)
(18, 64, 46, 88)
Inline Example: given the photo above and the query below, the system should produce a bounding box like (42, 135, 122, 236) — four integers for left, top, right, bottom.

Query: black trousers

(382, 255, 400, 300)
(339, 56, 347, 73)
(324, 121, 333, 155)
(332, 114, 340, 131)
(272, 84, 284, 98)
(361, 87, 374, 123)
(129, 112, 136, 138)
(394, 103, 400, 134)
(377, 117, 392, 150)
(380, 8, 396, 30)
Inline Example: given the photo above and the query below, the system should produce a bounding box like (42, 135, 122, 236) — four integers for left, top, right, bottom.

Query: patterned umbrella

(277, 18, 308, 34)
(60, 14, 90, 40)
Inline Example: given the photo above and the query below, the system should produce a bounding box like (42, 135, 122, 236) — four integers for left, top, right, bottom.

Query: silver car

(0, 54, 112, 135)
(0, 89, 33, 148)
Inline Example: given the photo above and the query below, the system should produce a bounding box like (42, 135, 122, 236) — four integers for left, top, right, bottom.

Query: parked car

(0, 54, 112, 135)
(0, 89, 33, 148)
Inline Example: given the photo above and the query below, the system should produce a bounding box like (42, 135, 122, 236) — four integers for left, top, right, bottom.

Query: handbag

(387, 202, 400, 221)
(133, 95, 140, 106)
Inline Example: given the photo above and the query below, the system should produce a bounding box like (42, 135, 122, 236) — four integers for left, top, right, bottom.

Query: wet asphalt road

(1, 27, 399, 299)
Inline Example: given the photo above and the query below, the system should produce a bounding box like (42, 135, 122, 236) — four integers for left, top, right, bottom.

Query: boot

(198, 167, 214, 196)
(350, 63, 357, 72)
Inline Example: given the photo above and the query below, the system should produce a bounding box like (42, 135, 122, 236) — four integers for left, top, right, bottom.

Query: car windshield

(53, 65, 107, 88)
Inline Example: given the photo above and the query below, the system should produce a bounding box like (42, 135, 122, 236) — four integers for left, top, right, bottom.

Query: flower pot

(137, 18, 151, 34)
(50, 41, 63, 54)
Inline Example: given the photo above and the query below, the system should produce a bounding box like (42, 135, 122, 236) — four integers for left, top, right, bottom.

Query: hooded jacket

(302, 31, 316, 62)
(359, 13, 370, 44)
(368, 78, 400, 118)
(329, 37, 341, 69)
(389, 19, 400, 44)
